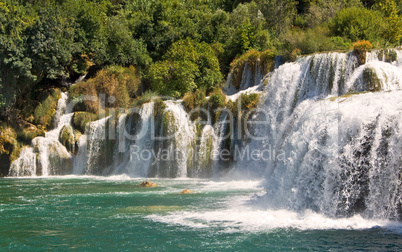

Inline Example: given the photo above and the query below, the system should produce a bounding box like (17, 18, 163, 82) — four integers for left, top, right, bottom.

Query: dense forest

(1, 0, 402, 175)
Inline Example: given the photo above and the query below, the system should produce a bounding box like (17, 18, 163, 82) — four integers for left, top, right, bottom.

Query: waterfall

(117, 102, 155, 177)
(150, 101, 195, 178)
(7, 49, 402, 221)
(76, 116, 112, 175)
(9, 92, 74, 176)
(240, 50, 402, 220)
(9, 147, 37, 177)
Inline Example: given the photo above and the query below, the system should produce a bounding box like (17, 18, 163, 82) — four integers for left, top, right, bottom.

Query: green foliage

(2, 0, 402, 122)
(182, 89, 207, 113)
(0, 123, 17, 156)
(33, 89, 61, 129)
(133, 90, 160, 108)
(70, 66, 141, 113)
(331, 7, 386, 44)
(182, 89, 207, 120)
(374, 0, 402, 43)
(208, 88, 227, 123)
(283, 25, 352, 55)
(306, 0, 362, 27)
(147, 60, 197, 98)
(99, 15, 152, 68)
(255, 0, 298, 35)
(148, 39, 222, 98)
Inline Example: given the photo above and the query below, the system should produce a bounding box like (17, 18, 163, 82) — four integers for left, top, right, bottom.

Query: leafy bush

(331, 7, 386, 44)
(182, 90, 207, 113)
(147, 60, 198, 98)
(353, 40, 373, 65)
(33, 89, 61, 129)
(182, 89, 207, 120)
(289, 48, 301, 61)
(283, 25, 350, 55)
(208, 89, 227, 123)
(133, 90, 159, 108)
(0, 123, 17, 156)
(147, 39, 223, 98)
(70, 66, 141, 113)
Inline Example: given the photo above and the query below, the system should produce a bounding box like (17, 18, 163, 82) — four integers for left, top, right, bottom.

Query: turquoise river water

(0, 176, 401, 251)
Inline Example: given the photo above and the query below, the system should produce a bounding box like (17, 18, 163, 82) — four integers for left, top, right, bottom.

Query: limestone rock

(139, 181, 157, 187)
(180, 189, 194, 194)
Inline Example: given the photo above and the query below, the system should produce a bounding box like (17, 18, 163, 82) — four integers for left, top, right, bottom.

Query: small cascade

(9, 147, 37, 177)
(191, 124, 216, 177)
(121, 102, 155, 177)
(80, 116, 112, 175)
(9, 92, 74, 176)
(150, 101, 195, 178)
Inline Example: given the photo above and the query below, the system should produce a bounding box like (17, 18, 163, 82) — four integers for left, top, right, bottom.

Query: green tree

(331, 7, 386, 43)
(147, 39, 222, 97)
(375, 0, 402, 43)
(255, 0, 298, 35)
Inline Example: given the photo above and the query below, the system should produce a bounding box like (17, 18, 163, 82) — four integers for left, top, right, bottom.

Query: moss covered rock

(378, 49, 397, 63)
(33, 88, 61, 129)
(59, 125, 75, 153)
(139, 181, 157, 187)
(15, 121, 45, 143)
(363, 67, 382, 92)
(73, 112, 98, 132)
(229, 49, 276, 90)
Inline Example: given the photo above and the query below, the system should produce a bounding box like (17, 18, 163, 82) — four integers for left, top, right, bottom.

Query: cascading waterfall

(9, 92, 74, 176)
(149, 101, 196, 178)
(114, 102, 155, 177)
(241, 50, 402, 220)
(8, 49, 402, 221)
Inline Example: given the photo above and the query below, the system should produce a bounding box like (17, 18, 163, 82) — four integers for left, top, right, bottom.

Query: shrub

(331, 7, 386, 44)
(208, 89, 227, 124)
(182, 89, 207, 112)
(182, 89, 207, 120)
(33, 88, 61, 129)
(148, 39, 223, 98)
(17, 125, 45, 143)
(70, 66, 141, 114)
(240, 93, 260, 111)
(0, 124, 17, 156)
(283, 25, 350, 56)
(133, 90, 159, 108)
(147, 60, 198, 98)
(353, 40, 373, 65)
(289, 48, 301, 61)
